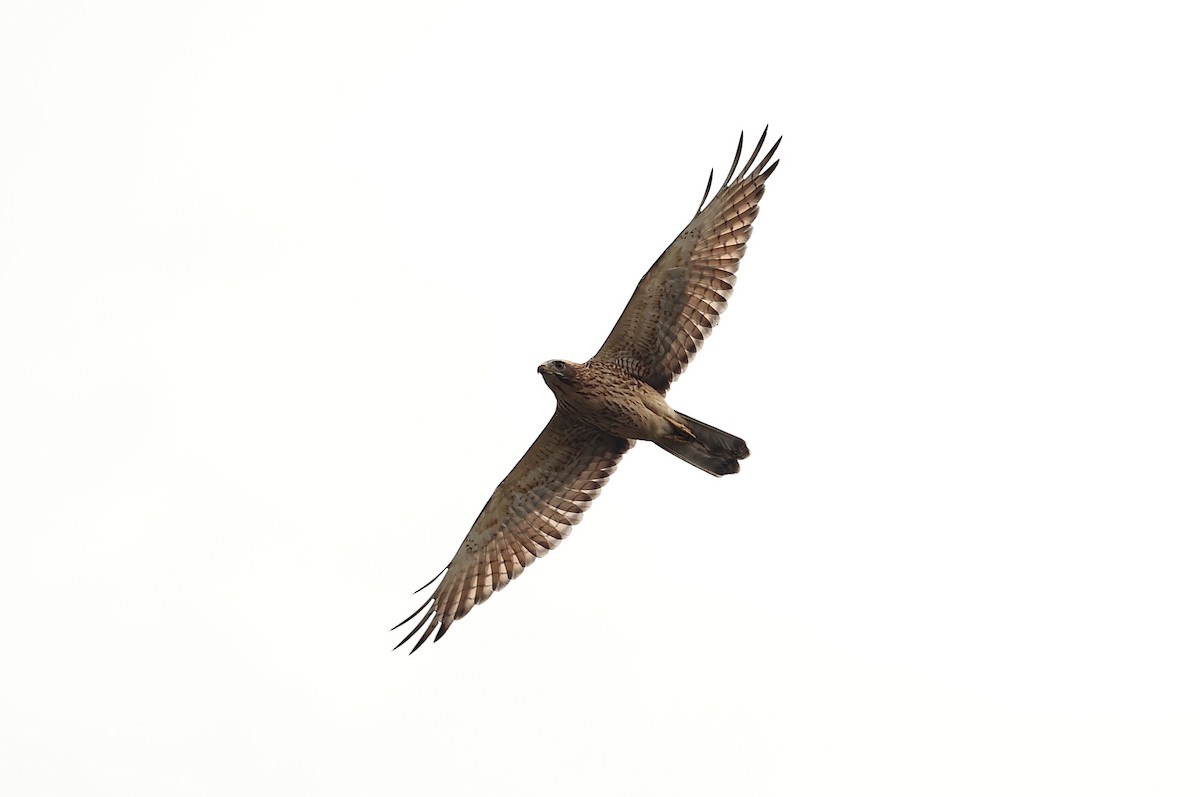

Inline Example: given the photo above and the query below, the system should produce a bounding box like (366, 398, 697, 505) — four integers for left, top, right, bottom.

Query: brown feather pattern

(595, 128, 780, 392)
(394, 410, 630, 652)
(395, 130, 779, 652)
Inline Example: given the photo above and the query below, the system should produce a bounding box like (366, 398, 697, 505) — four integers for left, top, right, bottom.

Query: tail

(654, 413, 750, 477)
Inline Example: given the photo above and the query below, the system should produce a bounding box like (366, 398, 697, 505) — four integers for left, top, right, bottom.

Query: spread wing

(594, 128, 780, 393)
(394, 410, 631, 652)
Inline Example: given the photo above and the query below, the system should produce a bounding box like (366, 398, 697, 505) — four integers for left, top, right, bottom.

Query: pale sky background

(2, 1, 1198, 795)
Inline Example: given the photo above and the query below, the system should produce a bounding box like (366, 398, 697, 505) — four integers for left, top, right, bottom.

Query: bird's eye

(551, 360, 565, 370)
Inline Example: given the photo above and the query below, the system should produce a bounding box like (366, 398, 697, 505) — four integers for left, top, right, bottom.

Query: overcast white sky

(2, 1, 1198, 794)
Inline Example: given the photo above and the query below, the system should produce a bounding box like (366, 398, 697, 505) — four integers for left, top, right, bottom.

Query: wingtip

(754, 134, 782, 179)
(696, 168, 715, 215)
(722, 132, 746, 189)
(392, 594, 434, 631)
(413, 565, 449, 595)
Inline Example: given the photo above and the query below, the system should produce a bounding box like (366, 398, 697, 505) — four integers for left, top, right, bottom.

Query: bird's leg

(666, 416, 697, 441)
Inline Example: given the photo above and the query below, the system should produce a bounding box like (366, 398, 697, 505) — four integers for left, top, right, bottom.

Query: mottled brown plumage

(395, 130, 779, 652)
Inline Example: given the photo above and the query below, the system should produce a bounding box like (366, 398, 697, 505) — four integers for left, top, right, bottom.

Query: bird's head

(538, 359, 580, 390)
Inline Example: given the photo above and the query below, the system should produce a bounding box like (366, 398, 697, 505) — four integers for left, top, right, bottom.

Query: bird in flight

(395, 129, 781, 652)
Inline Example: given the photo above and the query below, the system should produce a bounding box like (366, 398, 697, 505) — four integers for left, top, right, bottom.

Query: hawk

(395, 129, 780, 652)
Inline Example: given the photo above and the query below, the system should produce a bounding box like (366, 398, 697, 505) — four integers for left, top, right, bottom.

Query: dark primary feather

(394, 411, 630, 652)
(595, 127, 781, 393)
